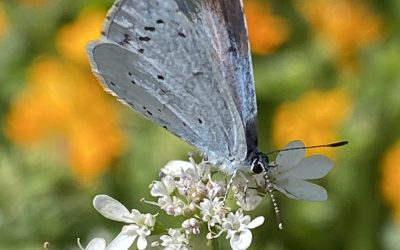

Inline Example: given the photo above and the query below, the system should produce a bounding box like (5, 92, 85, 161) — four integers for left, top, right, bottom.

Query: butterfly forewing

(88, 0, 254, 167)
(197, 0, 258, 154)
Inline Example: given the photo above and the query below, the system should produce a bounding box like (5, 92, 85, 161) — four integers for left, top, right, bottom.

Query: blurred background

(1, 0, 400, 249)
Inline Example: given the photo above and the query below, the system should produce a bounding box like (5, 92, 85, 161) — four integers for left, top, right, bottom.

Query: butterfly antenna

(264, 173, 283, 230)
(267, 140, 348, 155)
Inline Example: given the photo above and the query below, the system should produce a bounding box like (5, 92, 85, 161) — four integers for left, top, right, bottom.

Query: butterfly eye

(251, 161, 264, 174)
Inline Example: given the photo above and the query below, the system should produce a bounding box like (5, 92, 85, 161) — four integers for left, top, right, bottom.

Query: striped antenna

(267, 141, 348, 155)
(264, 173, 283, 230)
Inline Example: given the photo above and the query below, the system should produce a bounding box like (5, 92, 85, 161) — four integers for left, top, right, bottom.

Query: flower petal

(281, 155, 333, 180)
(106, 226, 138, 250)
(162, 160, 194, 177)
(230, 230, 252, 250)
(163, 175, 176, 193)
(274, 178, 328, 201)
(84, 238, 106, 250)
(235, 188, 263, 211)
(150, 181, 169, 197)
(93, 195, 135, 223)
(136, 236, 148, 250)
(247, 216, 265, 229)
(275, 140, 305, 171)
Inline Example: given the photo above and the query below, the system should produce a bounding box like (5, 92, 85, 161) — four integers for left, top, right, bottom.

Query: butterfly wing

(195, 0, 258, 154)
(88, 0, 250, 166)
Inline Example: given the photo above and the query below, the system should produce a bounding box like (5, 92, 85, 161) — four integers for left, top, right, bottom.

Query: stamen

(141, 197, 161, 207)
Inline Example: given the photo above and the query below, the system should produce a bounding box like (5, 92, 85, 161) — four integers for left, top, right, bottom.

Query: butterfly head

(250, 152, 269, 174)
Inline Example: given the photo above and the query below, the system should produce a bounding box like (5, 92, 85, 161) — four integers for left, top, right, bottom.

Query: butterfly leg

(237, 172, 250, 203)
(224, 170, 238, 201)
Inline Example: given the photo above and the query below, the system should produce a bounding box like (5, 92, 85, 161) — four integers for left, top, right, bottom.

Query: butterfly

(87, 0, 346, 201)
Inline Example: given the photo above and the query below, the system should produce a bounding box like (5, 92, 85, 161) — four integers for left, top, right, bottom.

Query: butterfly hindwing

(196, 0, 258, 154)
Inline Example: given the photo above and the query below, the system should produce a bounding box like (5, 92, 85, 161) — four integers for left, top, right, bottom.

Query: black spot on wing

(227, 45, 235, 53)
(128, 72, 136, 85)
(123, 33, 131, 43)
(139, 36, 151, 42)
(144, 26, 156, 31)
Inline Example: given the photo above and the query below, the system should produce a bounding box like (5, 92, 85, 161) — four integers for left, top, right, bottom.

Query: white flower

(160, 228, 189, 250)
(175, 174, 199, 197)
(199, 197, 228, 227)
(186, 182, 207, 203)
(93, 195, 155, 227)
(92, 195, 156, 250)
(205, 178, 226, 200)
(161, 160, 197, 178)
(150, 176, 176, 197)
(222, 210, 265, 250)
(108, 225, 142, 250)
(235, 188, 263, 212)
(268, 140, 333, 201)
(161, 160, 210, 181)
(157, 195, 188, 216)
(77, 231, 138, 250)
(168, 163, 207, 203)
(231, 175, 263, 211)
(182, 218, 200, 235)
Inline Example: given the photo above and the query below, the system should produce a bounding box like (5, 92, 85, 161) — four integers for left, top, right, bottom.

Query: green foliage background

(1, 0, 400, 249)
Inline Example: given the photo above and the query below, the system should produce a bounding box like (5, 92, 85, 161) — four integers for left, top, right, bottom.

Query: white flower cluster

(79, 159, 265, 250)
(78, 141, 336, 249)
(149, 160, 264, 250)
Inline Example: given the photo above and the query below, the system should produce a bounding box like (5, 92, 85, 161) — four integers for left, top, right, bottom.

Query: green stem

(211, 237, 219, 250)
